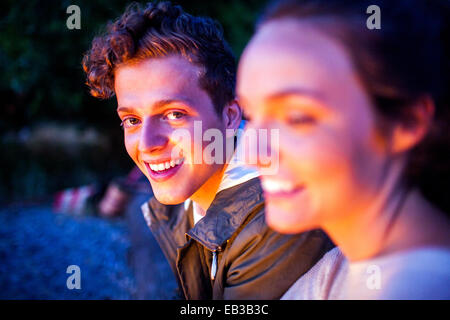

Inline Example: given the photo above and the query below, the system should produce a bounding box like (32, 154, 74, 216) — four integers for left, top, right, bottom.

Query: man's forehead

(115, 56, 203, 100)
(116, 54, 200, 78)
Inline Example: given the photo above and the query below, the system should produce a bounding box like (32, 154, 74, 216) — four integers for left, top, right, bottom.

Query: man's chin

(152, 191, 188, 205)
(145, 177, 187, 205)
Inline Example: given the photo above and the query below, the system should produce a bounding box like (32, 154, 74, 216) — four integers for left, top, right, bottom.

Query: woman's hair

(82, 1, 236, 114)
(259, 0, 450, 211)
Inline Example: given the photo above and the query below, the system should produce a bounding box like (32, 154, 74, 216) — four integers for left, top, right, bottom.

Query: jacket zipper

(210, 246, 222, 281)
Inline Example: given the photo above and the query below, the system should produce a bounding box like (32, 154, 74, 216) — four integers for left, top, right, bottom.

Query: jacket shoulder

(219, 204, 334, 299)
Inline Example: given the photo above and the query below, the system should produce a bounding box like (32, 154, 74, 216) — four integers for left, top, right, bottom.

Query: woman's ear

(390, 96, 435, 154)
(222, 99, 242, 132)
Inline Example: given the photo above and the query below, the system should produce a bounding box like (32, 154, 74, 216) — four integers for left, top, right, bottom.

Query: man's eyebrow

(116, 98, 193, 113)
(116, 106, 134, 113)
(152, 98, 193, 110)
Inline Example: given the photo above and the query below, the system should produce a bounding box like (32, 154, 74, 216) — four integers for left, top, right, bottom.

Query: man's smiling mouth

(148, 157, 184, 172)
(144, 157, 185, 182)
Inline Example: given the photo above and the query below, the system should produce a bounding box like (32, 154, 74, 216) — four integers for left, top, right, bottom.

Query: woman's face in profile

(237, 19, 390, 234)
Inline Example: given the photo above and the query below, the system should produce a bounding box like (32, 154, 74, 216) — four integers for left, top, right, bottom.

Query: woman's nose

(241, 120, 276, 169)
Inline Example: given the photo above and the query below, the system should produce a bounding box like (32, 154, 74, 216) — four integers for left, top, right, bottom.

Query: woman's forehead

(238, 20, 355, 103)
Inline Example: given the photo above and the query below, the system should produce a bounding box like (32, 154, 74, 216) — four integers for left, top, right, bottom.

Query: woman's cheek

(282, 128, 357, 215)
(280, 126, 351, 177)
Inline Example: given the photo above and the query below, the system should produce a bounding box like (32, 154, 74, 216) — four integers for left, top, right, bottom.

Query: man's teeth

(149, 158, 183, 172)
(261, 179, 297, 193)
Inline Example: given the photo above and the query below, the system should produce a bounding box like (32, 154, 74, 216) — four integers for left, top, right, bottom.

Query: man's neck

(190, 163, 228, 215)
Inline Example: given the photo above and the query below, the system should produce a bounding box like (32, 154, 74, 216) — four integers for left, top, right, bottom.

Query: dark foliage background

(0, 0, 448, 301)
(1, 0, 448, 213)
(0, 0, 266, 204)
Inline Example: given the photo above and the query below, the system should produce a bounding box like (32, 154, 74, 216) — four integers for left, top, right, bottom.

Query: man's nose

(138, 118, 169, 153)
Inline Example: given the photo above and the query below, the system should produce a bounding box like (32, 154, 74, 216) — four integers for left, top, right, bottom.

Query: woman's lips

(144, 158, 184, 182)
(261, 178, 305, 198)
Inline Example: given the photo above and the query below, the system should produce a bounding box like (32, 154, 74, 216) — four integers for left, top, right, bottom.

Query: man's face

(115, 55, 227, 204)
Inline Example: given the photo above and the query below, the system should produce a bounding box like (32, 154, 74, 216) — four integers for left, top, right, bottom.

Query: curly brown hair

(82, 1, 236, 114)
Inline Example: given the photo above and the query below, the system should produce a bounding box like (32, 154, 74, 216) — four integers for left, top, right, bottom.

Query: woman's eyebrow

(236, 94, 249, 106)
(267, 88, 325, 103)
(266, 88, 331, 113)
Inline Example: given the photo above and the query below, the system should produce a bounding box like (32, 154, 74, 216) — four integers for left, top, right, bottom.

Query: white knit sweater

(282, 246, 450, 300)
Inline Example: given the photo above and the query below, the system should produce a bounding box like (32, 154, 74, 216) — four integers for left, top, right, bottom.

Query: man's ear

(389, 96, 435, 154)
(222, 99, 242, 132)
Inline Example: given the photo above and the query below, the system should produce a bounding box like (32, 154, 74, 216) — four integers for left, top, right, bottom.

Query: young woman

(237, 0, 450, 299)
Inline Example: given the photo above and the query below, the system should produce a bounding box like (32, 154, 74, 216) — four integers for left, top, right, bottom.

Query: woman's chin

(265, 203, 315, 234)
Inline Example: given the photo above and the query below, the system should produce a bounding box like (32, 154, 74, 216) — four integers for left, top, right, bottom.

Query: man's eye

(164, 111, 186, 121)
(120, 117, 140, 128)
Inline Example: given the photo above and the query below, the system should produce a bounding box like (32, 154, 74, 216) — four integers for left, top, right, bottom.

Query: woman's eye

(242, 111, 252, 122)
(165, 111, 186, 121)
(286, 113, 317, 126)
(120, 117, 140, 128)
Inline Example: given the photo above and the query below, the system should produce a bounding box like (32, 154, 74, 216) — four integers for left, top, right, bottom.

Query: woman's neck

(322, 158, 449, 262)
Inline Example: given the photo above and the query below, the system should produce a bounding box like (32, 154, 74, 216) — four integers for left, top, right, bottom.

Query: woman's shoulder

(282, 246, 450, 300)
(375, 247, 450, 299)
(346, 246, 450, 299)
(365, 246, 450, 276)
(281, 247, 347, 300)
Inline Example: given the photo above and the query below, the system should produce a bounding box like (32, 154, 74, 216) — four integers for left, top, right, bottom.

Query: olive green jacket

(141, 177, 334, 299)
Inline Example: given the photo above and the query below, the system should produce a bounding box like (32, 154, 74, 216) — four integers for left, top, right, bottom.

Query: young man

(83, 1, 333, 299)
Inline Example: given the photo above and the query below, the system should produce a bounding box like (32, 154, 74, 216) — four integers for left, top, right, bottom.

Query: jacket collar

(143, 177, 264, 251)
(186, 177, 264, 251)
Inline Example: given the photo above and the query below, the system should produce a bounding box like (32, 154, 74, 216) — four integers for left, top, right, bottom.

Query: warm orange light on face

(115, 55, 228, 205)
(237, 20, 391, 234)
